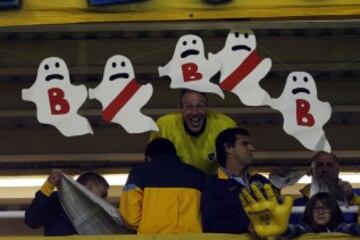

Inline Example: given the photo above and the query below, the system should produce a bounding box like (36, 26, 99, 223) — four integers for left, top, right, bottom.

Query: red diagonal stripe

(102, 79, 141, 123)
(219, 50, 263, 91)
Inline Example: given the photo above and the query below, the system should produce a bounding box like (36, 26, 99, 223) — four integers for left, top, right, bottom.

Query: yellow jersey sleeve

(39, 180, 55, 197)
(120, 185, 144, 232)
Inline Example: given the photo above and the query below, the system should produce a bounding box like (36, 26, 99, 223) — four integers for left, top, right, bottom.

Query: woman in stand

(285, 192, 360, 238)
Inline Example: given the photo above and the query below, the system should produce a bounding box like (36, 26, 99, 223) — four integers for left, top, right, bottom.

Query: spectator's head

(179, 89, 208, 135)
(216, 128, 254, 170)
(145, 138, 178, 162)
(310, 151, 340, 182)
(303, 192, 343, 232)
(76, 172, 109, 199)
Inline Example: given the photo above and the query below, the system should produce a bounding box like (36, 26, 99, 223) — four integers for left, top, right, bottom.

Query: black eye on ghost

(44, 62, 64, 81)
(293, 76, 309, 83)
(112, 61, 126, 68)
(181, 39, 200, 58)
(231, 37, 251, 52)
(109, 61, 129, 81)
(234, 32, 249, 39)
(291, 75, 311, 95)
(231, 32, 252, 52)
(183, 39, 197, 45)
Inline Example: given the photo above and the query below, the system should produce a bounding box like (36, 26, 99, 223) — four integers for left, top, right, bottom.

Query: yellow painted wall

(0, 0, 359, 27)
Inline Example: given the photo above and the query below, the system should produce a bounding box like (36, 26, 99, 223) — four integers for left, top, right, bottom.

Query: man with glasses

(150, 89, 237, 176)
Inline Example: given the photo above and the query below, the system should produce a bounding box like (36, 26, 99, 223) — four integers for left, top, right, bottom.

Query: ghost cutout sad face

(222, 29, 256, 63)
(21, 57, 92, 137)
(209, 29, 272, 106)
(269, 71, 332, 152)
(89, 55, 158, 133)
(90, 55, 135, 108)
(158, 34, 223, 98)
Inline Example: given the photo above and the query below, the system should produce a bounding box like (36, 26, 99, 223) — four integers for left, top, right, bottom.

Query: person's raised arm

(240, 183, 293, 239)
(24, 169, 63, 229)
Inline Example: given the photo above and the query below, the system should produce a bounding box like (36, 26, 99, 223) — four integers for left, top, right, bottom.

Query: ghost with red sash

(209, 29, 271, 106)
(22, 57, 93, 137)
(269, 71, 332, 152)
(89, 55, 158, 133)
(159, 34, 224, 98)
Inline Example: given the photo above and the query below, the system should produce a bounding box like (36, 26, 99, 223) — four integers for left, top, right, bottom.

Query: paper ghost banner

(22, 57, 93, 137)
(158, 34, 224, 98)
(209, 29, 272, 106)
(269, 71, 332, 152)
(89, 55, 158, 133)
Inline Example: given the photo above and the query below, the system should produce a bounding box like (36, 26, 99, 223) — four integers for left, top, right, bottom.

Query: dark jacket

(25, 191, 77, 236)
(286, 222, 360, 238)
(120, 155, 206, 234)
(201, 168, 270, 234)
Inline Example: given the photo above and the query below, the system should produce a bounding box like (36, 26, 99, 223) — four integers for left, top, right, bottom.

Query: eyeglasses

(313, 206, 331, 213)
(182, 103, 206, 111)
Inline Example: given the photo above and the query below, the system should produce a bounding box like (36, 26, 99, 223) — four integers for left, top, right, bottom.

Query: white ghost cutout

(22, 57, 93, 137)
(89, 55, 158, 133)
(209, 29, 272, 106)
(269, 71, 332, 152)
(158, 34, 224, 98)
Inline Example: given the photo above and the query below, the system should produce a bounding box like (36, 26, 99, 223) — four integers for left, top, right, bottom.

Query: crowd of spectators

(25, 90, 360, 239)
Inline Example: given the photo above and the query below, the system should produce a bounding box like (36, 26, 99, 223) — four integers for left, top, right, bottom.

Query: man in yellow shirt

(150, 89, 237, 175)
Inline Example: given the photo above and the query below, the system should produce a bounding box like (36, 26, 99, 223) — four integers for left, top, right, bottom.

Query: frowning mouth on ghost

(181, 49, 199, 58)
(45, 74, 64, 81)
(231, 45, 251, 52)
(109, 73, 130, 81)
(292, 87, 310, 95)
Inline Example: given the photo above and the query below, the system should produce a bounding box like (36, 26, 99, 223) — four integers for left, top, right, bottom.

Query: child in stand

(285, 192, 360, 238)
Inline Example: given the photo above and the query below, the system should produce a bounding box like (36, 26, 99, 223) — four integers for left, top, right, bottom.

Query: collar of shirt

(219, 167, 251, 188)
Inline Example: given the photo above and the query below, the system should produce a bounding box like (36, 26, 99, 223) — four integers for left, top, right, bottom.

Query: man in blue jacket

(201, 127, 270, 234)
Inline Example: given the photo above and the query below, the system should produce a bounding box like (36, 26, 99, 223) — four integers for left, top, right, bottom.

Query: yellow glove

(240, 183, 293, 239)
